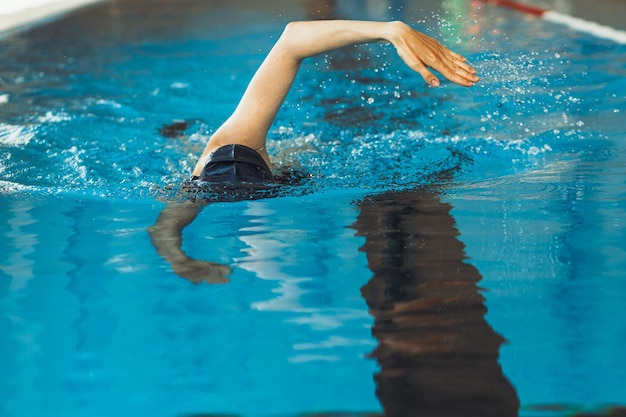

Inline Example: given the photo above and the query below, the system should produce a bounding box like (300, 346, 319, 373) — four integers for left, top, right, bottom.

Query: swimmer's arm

(275, 20, 480, 87)
(195, 20, 479, 175)
(148, 203, 231, 284)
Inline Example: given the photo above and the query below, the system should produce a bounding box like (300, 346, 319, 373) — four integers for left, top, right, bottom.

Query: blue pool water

(1, 0, 625, 416)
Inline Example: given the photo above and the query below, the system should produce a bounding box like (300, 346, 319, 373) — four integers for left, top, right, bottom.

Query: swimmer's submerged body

(149, 19, 480, 283)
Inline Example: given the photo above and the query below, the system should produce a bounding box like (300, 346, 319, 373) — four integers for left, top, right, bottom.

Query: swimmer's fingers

(404, 45, 478, 87)
(396, 47, 441, 87)
(435, 54, 480, 87)
(391, 22, 479, 87)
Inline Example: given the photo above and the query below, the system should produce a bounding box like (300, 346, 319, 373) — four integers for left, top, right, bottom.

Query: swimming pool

(1, 0, 625, 416)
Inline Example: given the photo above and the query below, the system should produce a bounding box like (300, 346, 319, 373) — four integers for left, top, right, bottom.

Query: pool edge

(0, 0, 106, 38)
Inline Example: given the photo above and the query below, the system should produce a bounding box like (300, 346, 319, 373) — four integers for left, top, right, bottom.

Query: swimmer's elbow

(282, 21, 304, 40)
(276, 21, 308, 60)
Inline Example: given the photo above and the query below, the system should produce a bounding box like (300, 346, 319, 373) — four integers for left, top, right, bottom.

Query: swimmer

(191, 19, 478, 185)
(149, 19, 479, 283)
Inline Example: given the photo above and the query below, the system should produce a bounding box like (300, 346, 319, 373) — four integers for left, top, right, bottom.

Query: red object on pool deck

(481, 0, 547, 17)
(478, 0, 626, 44)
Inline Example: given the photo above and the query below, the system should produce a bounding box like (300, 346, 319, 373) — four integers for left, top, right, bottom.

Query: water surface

(1, 0, 625, 416)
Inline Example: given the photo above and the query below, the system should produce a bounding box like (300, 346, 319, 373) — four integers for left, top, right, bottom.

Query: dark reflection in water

(353, 188, 520, 417)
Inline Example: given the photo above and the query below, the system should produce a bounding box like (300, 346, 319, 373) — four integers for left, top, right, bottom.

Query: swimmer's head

(168, 144, 311, 203)
(198, 144, 273, 183)
(177, 144, 274, 202)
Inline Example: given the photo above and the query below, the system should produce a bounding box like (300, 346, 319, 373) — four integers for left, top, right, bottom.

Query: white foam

(0, 180, 33, 194)
(544, 11, 626, 44)
(0, 124, 35, 146)
(37, 111, 72, 123)
(170, 81, 189, 89)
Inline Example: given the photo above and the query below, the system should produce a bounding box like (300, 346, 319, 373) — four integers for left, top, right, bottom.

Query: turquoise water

(1, 0, 625, 416)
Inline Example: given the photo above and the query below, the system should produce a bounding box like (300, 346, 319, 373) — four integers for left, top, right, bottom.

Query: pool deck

(0, 0, 104, 37)
(0, 0, 625, 36)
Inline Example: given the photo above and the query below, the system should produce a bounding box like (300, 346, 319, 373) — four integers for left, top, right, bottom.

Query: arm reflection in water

(147, 202, 231, 284)
(353, 188, 520, 417)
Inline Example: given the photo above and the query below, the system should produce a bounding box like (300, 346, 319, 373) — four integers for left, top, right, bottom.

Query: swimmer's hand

(171, 258, 232, 284)
(387, 21, 479, 87)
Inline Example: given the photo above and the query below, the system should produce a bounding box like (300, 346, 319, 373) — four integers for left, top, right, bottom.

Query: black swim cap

(199, 144, 273, 183)
(175, 145, 310, 203)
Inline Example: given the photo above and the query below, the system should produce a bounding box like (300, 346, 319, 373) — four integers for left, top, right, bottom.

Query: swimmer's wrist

(385, 21, 412, 45)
